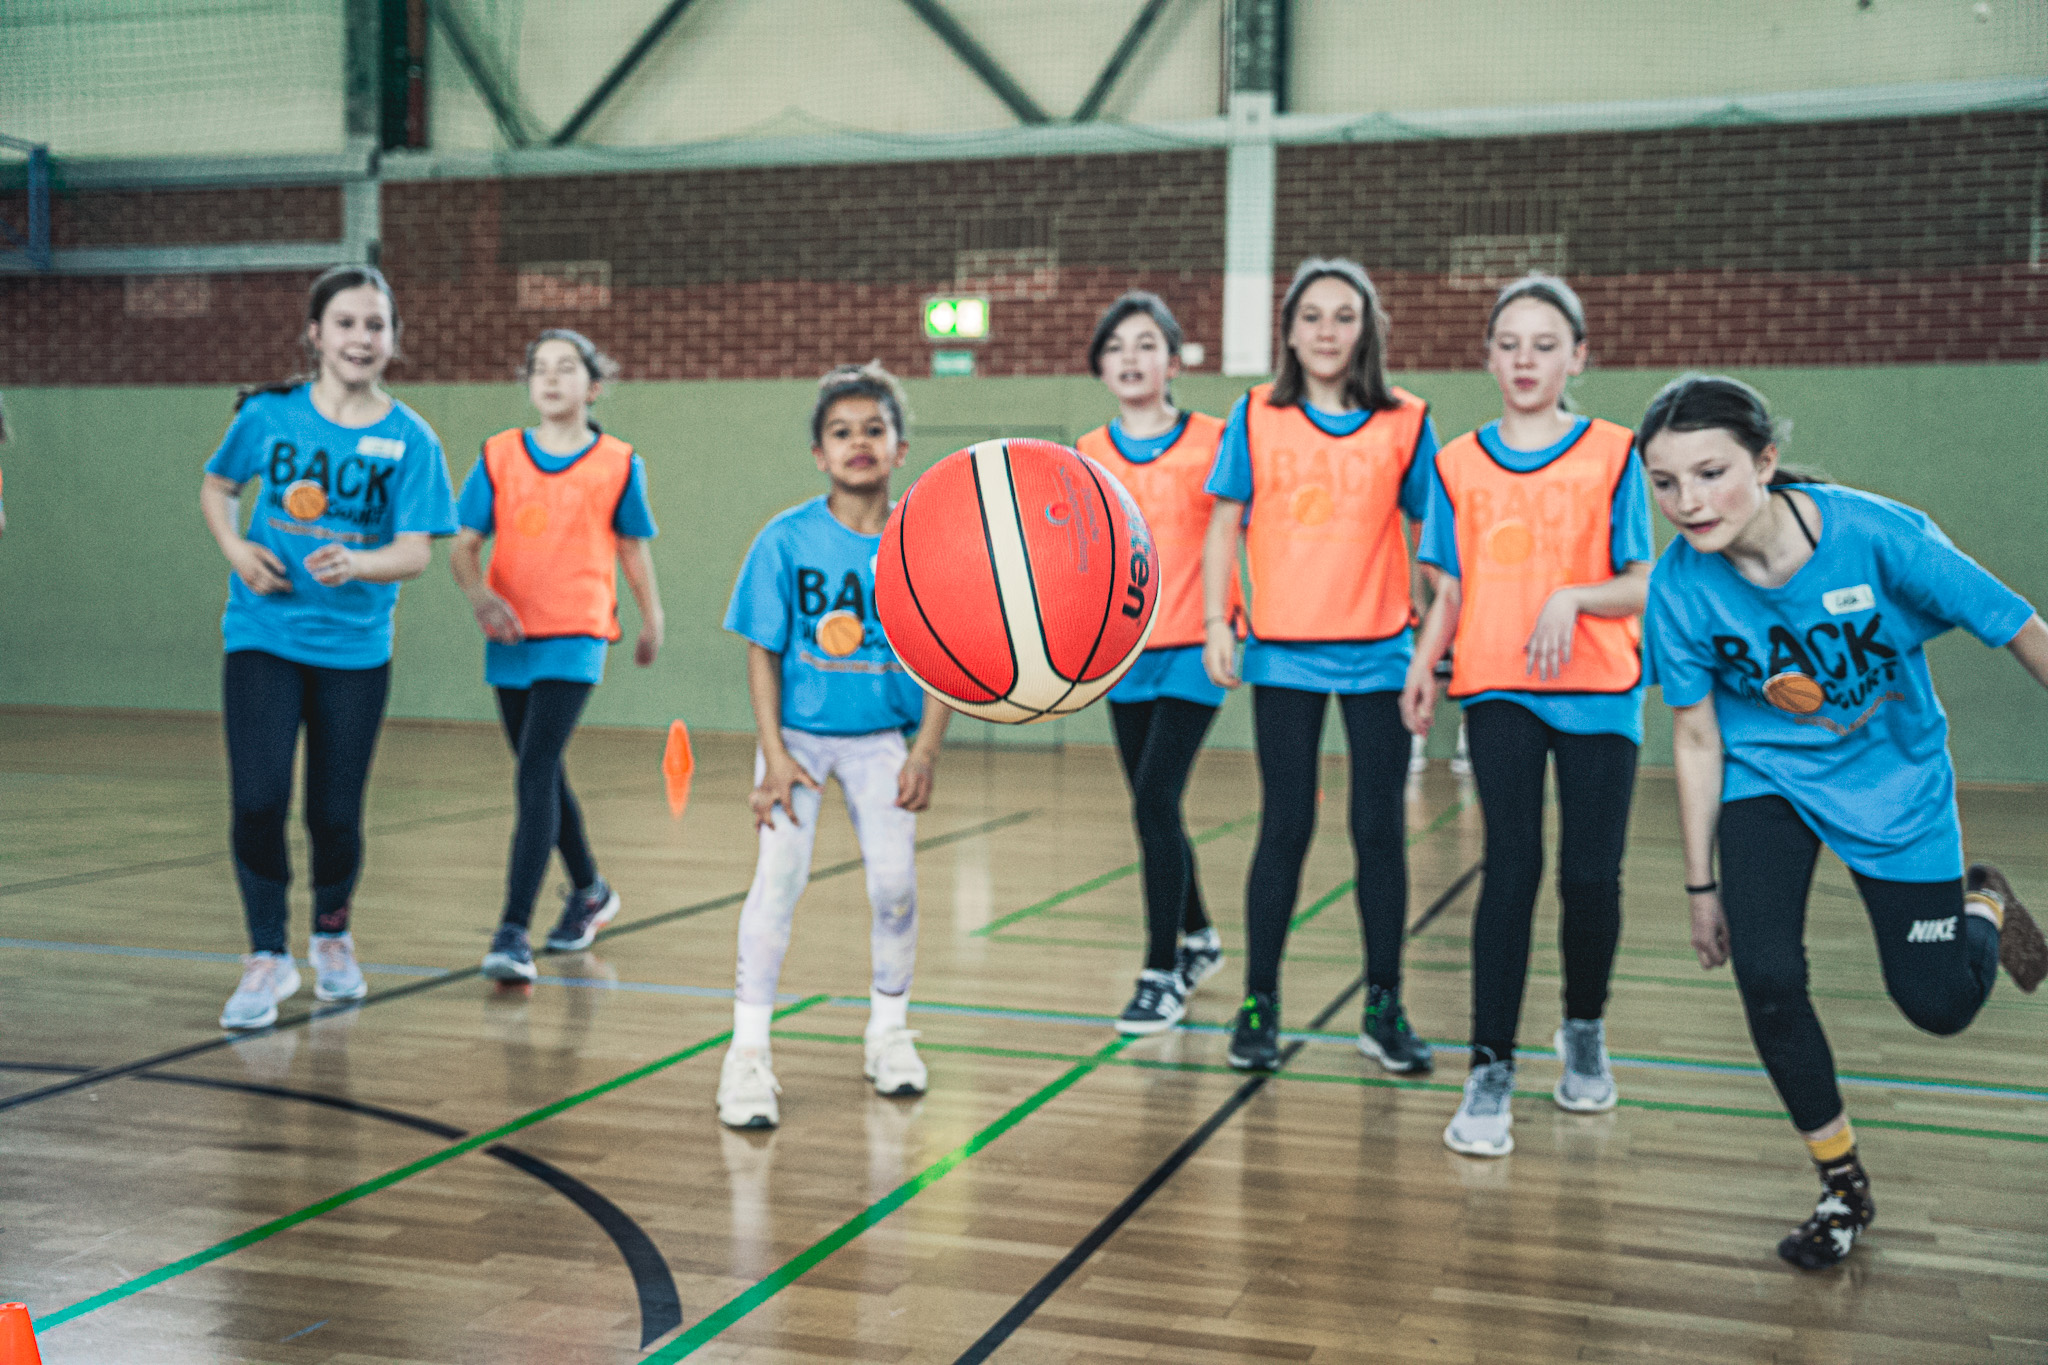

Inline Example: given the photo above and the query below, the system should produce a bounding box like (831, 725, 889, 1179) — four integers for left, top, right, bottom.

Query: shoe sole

(1356, 1033, 1432, 1074)
(1972, 863, 2045, 992)
(313, 979, 368, 1002)
(719, 1110, 778, 1129)
(220, 1005, 280, 1030)
(1443, 1126, 1515, 1157)
(1225, 1051, 1277, 1072)
(1116, 1005, 1186, 1037)
(866, 1075, 927, 1097)
(546, 890, 623, 953)
(481, 956, 537, 983)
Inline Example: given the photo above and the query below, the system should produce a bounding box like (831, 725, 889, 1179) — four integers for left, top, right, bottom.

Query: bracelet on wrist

(1685, 880, 1718, 895)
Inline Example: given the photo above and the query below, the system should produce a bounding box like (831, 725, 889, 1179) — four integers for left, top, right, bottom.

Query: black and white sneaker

(1175, 927, 1225, 994)
(1356, 984, 1433, 1073)
(1778, 1154, 1873, 1269)
(1226, 990, 1280, 1070)
(481, 924, 537, 982)
(545, 877, 621, 952)
(1116, 969, 1187, 1036)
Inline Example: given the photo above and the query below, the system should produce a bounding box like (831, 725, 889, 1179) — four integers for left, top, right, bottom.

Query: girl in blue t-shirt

(1640, 374, 2048, 1270)
(715, 362, 953, 1130)
(449, 329, 664, 983)
(200, 265, 456, 1029)
(1200, 258, 1439, 1075)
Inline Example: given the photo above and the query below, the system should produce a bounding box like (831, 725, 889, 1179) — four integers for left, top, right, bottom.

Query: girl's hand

(896, 746, 939, 811)
(1201, 619, 1240, 689)
(303, 543, 358, 587)
(1690, 889, 1731, 969)
(1525, 586, 1582, 681)
(229, 540, 292, 595)
(750, 749, 820, 830)
(634, 620, 662, 667)
(471, 593, 525, 644)
(1400, 663, 1438, 736)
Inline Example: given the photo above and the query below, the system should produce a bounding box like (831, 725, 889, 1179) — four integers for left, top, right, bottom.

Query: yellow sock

(1805, 1124, 1855, 1164)
(1964, 890, 2004, 931)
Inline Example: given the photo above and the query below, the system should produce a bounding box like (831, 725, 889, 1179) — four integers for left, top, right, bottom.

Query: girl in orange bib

(1078, 292, 1238, 1034)
(450, 329, 665, 982)
(1201, 258, 1440, 1073)
(1402, 275, 1653, 1158)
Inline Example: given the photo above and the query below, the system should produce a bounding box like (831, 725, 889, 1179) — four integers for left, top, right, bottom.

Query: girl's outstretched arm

(1671, 694, 1729, 970)
(2006, 614, 2048, 690)
(619, 537, 664, 666)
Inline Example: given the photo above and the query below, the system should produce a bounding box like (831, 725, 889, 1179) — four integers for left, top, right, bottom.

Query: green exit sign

(924, 295, 989, 341)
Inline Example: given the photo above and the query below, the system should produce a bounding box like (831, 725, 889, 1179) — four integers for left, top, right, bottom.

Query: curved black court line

(0, 807, 1036, 1116)
(0, 1061, 683, 1347)
(953, 859, 1484, 1364)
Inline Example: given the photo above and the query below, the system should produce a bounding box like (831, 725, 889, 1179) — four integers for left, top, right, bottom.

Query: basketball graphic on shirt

(1291, 484, 1333, 526)
(816, 609, 865, 657)
(1764, 670, 1826, 714)
(514, 504, 550, 537)
(1487, 519, 1534, 565)
(283, 479, 328, 521)
(875, 439, 1158, 724)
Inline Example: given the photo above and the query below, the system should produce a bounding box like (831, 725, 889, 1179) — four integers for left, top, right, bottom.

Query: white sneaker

(220, 952, 301, 1029)
(864, 1027, 928, 1097)
(1553, 1019, 1618, 1112)
(1443, 1057, 1516, 1157)
(717, 1047, 781, 1129)
(1450, 722, 1473, 776)
(309, 932, 367, 1002)
(1408, 733, 1428, 774)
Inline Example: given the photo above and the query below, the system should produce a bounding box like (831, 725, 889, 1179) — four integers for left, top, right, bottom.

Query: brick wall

(1, 112, 2041, 386)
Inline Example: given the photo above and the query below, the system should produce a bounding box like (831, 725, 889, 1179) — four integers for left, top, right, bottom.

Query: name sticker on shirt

(1822, 584, 1876, 615)
(356, 436, 406, 460)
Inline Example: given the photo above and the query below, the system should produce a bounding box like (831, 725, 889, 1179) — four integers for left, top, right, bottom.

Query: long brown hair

(235, 264, 400, 410)
(1267, 257, 1399, 412)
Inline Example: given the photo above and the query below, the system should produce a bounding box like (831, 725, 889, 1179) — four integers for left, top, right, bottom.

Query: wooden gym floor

(1, 707, 2043, 1364)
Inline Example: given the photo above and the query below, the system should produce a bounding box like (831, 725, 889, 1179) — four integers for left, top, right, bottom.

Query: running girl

(200, 264, 455, 1028)
(450, 329, 664, 982)
(1640, 373, 2047, 1268)
(717, 362, 953, 1128)
(1077, 292, 1236, 1034)
(1201, 257, 1438, 1074)
(1402, 275, 1653, 1157)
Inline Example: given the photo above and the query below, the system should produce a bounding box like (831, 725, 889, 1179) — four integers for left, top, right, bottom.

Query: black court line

(953, 858, 1484, 1364)
(0, 1061, 682, 1347)
(0, 808, 1036, 1115)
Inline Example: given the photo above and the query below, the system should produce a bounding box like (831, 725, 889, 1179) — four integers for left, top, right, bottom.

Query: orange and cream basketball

(1764, 670, 1826, 714)
(283, 479, 328, 521)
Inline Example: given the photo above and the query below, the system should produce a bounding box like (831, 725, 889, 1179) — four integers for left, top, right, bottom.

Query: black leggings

(1109, 697, 1219, 972)
(1465, 699, 1638, 1061)
(1244, 686, 1411, 998)
(222, 649, 391, 954)
(496, 681, 599, 928)
(1720, 795, 1999, 1133)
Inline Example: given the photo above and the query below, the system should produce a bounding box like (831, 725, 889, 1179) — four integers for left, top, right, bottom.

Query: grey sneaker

(1553, 1018, 1617, 1112)
(220, 952, 301, 1029)
(481, 924, 537, 982)
(1444, 1055, 1516, 1157)
(309, 931, 367, 1002)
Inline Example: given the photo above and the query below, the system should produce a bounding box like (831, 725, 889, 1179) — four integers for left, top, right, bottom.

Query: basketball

(282, 479, 327, 521)
(1764, 670, 1826, 714)
(875, 438, 1159, 724)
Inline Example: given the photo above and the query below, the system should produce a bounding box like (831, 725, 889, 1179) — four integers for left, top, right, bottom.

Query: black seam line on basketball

(1000, 444, 1079, 720)
(0, 1061, 684, 1346)
(949, 859, 1482, 1365)
(0, 807, 1035, 1116)
(1063, 456, 1123, 694)
(902, 458, 1008, 705)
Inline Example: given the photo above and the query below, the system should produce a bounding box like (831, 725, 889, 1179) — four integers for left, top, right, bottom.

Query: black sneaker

(1356, 984, 1433, 1073)
(1116, 969, 1187, 1036)
(1778, 1154, 1873, 1270)
(1175, 928, 1225, 994)
(481, 924, 537, 982)
(545, 878, 622, 952)
(1226, 990, 1280, 1070)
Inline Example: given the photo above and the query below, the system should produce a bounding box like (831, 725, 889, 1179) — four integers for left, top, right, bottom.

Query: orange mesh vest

(1242, 384, 1428, 642)
(1437, 418, 1642, 696)
(482, 428, 634, 641)
(1077, 413, 1242, 650)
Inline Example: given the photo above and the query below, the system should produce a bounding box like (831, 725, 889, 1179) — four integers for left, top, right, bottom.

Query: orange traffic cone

(0, 1303, 43, 1364)
(662, 719, 695, 819)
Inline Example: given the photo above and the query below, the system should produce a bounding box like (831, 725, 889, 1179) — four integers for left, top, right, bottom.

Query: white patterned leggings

(735, 727, 919, 1007)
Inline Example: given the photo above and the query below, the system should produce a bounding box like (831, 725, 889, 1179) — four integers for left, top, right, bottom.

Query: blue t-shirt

(1205, 394, 1440, 694)
(725, 496, 926, 736)
(1419, 417, 1654, 741)
(455, 429, 659, 688)
(1645, 484, 2035, 881)
(205, 386, 455, 670)
(1102, 413, 1226, 708)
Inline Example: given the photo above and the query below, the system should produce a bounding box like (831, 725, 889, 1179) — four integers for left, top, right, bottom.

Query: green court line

(971, 813, 1257, 937)
(33, 995, 831, 1335)
(768, 1030, 2048, 1145)
(646, 1035, 1134, 1359)
(1288, 795, 1473, 930)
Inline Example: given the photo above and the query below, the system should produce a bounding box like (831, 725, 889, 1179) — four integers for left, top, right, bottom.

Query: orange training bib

(482, 428, 635, 641)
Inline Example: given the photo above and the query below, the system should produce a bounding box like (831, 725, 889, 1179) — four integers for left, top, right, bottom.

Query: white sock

(867, 988, 909, 1040)
(733, 1000, 774, 1052)
(1183, 926, 1219, 947)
